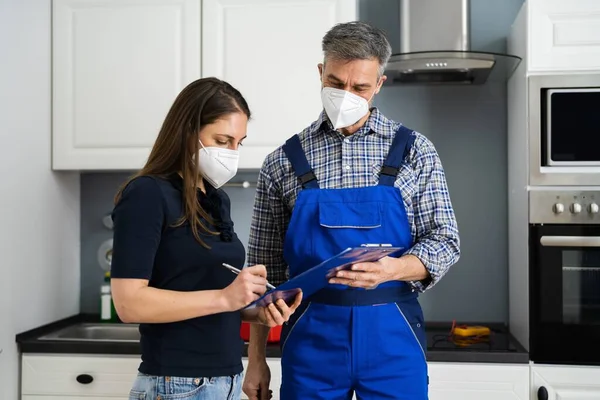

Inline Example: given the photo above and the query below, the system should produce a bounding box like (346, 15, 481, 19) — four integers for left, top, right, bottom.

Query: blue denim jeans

(129, 372, 242, 400)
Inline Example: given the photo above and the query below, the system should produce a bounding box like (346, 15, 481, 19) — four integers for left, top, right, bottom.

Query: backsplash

(80, 0, 524, 323)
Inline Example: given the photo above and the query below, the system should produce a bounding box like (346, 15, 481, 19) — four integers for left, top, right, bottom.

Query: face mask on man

(320, 81, 379, 130)
(196, 140, 239, 189)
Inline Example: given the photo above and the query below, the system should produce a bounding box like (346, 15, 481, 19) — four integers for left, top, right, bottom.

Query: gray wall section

(80, 172, 129, 315)
(80, 0, 524, 323)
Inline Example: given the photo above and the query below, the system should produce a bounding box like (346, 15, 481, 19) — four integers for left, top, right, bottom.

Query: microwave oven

(545, 88, 600, 167)
(528, 73, 600, 186)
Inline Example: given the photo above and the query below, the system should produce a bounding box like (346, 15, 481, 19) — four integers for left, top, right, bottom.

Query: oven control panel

(529, 190, 600, 224)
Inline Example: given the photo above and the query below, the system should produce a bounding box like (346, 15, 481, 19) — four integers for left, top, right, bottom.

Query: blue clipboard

(244, 246, 404, 310)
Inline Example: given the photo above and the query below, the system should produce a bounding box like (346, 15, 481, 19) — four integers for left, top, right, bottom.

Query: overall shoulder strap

(282, 134, 320, 189)
(378, 125, 416, 187)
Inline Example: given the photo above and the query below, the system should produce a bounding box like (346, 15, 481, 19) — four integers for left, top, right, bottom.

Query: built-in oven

(528, 73, 600, 186)
(529, 190, 600, 365)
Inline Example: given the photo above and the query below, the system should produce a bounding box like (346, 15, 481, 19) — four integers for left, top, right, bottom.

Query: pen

(222, 263, 276, 290)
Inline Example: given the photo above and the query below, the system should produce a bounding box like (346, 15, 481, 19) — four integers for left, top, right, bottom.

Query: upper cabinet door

(529, 0, 600, 72)
(202, 0, 357, 169)
(52, 0, 201, 170)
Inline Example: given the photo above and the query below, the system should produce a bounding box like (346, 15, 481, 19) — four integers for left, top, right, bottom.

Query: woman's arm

(112, 265, 269, 323)
(112, 279, 228, 323)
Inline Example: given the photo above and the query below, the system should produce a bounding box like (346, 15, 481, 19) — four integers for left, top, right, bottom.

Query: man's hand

(243, 358, 272, 400)
(328, 256, 400, 289)
(257, 292, 303, 327)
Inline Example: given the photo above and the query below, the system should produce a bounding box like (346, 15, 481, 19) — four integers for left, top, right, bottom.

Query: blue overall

(279, 126, 428, 400)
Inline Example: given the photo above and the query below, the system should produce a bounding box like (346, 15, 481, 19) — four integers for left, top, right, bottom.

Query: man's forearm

(391, 254, 429, 281)
(248, 323, 271, 360)
(402, 234, 460, 290)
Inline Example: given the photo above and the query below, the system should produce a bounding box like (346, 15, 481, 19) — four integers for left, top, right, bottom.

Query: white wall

(0, 0, 81, 398)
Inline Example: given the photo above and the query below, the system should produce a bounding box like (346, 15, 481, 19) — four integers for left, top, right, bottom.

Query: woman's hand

(221, 265, 269, 311)
(256, 291, 303, 327)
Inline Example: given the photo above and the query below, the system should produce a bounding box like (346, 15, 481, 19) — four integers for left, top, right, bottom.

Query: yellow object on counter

(452, 325, 491, 337)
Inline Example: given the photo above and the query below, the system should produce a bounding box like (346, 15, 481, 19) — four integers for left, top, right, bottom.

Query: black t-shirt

(111, 174, 245, 378)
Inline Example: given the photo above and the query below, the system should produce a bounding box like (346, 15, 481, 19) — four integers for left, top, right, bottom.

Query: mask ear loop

(198, 139, 210, 154)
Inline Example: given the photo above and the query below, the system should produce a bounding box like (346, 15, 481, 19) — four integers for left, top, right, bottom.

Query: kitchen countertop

(16, 314, 528, 363)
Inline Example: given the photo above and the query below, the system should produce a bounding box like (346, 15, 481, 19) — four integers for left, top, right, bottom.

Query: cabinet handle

(537, 386, 548, 400)
(76, 374, 94, 384)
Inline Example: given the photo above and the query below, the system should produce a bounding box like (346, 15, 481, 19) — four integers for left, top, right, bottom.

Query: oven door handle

(540, 236, 600, 247)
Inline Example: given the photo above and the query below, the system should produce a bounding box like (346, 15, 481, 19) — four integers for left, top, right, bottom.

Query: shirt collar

(168, 173, 217, 198)
(315, 107, 395, 137)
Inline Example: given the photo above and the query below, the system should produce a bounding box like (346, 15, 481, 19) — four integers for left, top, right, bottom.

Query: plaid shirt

(247, 108, 460, 292)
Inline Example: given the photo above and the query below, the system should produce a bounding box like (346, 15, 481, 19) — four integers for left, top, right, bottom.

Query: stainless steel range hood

(384, 0, 521, 85)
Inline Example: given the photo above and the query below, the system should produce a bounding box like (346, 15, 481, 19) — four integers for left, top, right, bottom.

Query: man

(243, 21, 460, 400)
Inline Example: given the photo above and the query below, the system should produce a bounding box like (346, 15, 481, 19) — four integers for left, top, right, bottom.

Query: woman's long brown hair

(114, 77, 251, 247)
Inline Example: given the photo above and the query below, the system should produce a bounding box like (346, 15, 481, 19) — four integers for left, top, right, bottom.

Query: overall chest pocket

(318, 201, 383, 229)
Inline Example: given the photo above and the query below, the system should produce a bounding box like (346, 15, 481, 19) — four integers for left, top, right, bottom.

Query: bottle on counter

(100, 271, 117, 322)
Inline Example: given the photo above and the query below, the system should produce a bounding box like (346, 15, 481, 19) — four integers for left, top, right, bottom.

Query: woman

(110, 77, 301, 400)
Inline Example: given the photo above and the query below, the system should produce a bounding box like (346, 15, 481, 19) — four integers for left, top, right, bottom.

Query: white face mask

(320, 85, 378, 130)
(197, 141, 239, 189)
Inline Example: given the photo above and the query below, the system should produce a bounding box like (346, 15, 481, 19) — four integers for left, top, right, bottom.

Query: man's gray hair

(322, 21, 392, 77)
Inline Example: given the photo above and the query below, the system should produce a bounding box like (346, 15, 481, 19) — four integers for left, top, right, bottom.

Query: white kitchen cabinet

(52, 0, 357, 171)
(52, 0, 201, 170)
(528, 0, 600, 72)
(531, 364, 600, 399)
(428, 362, 529, 400)
(21, 353, 140, 398)
(511, 0, 600, 73)
(202, 0, 357, 169)
(22, 354, 282, 399)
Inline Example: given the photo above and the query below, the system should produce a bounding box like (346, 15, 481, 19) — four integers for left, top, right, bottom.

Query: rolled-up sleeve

(405, 137, 460, 292)
(247, 157, 290, 287)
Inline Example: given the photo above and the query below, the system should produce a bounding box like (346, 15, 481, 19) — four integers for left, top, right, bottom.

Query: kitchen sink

(38, 323, 140, 342)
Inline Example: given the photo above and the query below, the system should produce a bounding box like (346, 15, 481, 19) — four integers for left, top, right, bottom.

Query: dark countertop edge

(426, 350, 529, 364)
(16, 313, 85, 343)
(16, 315, 529, 364)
